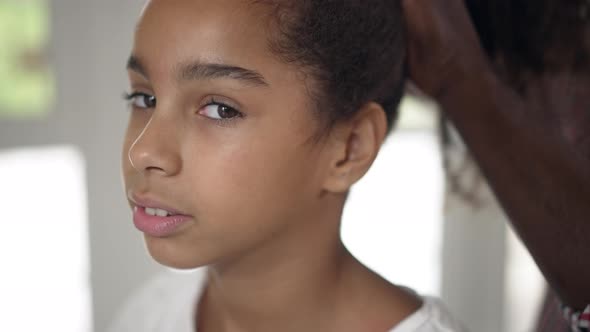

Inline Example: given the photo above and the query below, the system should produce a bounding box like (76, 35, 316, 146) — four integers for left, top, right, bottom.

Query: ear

(322, 102, 388, 193)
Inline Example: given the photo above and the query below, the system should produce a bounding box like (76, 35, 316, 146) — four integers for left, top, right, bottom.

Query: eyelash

(123, 92, 244, 124)
(123, 92, 155, 109)
(200, 97, 244, 123)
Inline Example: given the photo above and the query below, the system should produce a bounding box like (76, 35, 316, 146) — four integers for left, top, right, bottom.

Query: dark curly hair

(253, 0, 406, 133)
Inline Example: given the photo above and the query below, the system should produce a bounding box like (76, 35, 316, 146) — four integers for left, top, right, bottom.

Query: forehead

(134, 0, 280, 81)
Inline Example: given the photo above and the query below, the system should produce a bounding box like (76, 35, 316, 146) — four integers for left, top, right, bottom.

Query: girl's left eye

(199, 103, 242, 120)
(124, 92, 156, 109)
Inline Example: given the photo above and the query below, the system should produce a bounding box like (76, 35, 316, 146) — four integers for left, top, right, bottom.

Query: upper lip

(128, 192, 189, 216)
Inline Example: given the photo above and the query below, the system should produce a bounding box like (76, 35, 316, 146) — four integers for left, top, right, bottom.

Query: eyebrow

(126, 55, 269, 87)
(179, 61, 269, 87)
(126, 55, 149, 79)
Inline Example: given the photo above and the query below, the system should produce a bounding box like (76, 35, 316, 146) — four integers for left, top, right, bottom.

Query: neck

(199, 200, 357, 332)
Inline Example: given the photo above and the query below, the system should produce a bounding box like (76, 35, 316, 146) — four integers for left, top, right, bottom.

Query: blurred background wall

(0, 1, 546, 331)
(0, 1, 159, 331)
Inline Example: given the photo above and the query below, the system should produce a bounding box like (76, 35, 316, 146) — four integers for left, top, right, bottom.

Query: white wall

(49, 1, 161, 331)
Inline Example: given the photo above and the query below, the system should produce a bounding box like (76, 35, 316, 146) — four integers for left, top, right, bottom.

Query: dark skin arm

(402, 0, 590, 309)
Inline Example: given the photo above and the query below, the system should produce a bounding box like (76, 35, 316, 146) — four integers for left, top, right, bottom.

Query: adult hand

(402, 0, 491, 100)
(402, 0, 590, 311)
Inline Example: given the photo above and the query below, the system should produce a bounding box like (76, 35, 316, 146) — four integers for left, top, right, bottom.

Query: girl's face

(122, 0, 336, 268)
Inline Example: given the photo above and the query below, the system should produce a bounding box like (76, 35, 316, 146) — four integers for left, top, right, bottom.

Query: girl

(111, 0, 467, 331)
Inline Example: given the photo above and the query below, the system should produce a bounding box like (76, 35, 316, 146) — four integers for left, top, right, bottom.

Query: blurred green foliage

(0, 0, 53, 117)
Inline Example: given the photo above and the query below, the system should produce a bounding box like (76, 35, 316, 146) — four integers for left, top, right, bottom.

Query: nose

(128, 114, 182, 177)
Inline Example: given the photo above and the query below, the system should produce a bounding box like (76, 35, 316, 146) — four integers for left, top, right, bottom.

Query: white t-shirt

(108, 268, 467, 332)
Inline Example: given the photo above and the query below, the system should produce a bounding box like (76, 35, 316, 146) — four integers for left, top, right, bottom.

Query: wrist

(437, 61, 499, 109)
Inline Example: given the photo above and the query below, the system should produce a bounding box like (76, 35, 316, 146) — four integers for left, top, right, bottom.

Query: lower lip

(132, 206, 193, 237)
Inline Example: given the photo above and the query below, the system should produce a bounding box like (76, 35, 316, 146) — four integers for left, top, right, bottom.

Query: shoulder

(107, 267, 207, 332)
(390, 296, 469, 332)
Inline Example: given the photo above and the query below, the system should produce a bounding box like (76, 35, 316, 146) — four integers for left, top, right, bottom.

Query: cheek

(184, 131, 319, 220)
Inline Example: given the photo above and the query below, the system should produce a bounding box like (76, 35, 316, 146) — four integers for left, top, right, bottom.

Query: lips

(132, 205, 193, 237)
(129, 193, 193, 237)
(129, 193, 187, 216)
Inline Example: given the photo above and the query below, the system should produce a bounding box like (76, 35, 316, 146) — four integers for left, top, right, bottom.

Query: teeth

(144, 207, 172, 217)
(155, 208, 168, 217)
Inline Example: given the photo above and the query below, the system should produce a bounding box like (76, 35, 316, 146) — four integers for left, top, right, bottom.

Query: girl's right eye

(124, 92, 157, 109)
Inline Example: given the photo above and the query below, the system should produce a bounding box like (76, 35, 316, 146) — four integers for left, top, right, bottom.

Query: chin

(144, 235, 210, 270)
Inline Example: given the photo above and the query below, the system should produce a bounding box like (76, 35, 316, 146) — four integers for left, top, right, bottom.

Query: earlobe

(322, 102, 388, 193)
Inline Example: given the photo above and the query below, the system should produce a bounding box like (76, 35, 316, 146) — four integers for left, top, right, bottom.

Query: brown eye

(217, 105, 239, 119)
(126, 92, 156, 109)
(200, 103, 242, 120)
(143, 95, 157, 108)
